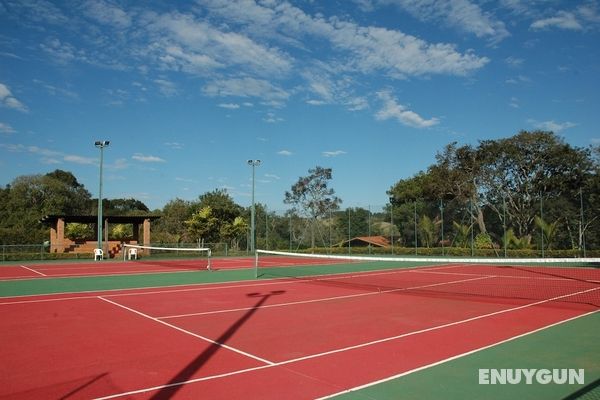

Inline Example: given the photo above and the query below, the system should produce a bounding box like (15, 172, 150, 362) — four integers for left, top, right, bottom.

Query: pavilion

(40, 215, 160, 258)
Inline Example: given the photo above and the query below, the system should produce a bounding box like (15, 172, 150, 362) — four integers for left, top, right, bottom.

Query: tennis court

(0, 252, 599, 399)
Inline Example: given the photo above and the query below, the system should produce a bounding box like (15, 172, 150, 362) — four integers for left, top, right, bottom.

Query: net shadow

(149, 290, 285, 399)
(562, 377, 600, 400)
(58, 373, 109, 400)
(260, 265, 600, 310)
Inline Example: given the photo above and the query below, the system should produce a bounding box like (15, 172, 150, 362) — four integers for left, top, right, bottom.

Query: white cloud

(505, 75, 531, 85)
(529, 119, 577, 133)
(264, 173, 280, 180)
(146, 11, 292, 77)
(218, 103, 240, 109)
(301, 69, 368, 111)
(154, 79, 179, 97)
(345, 96, 369, 111)
(41, 157, 62, 165)
(530, 4, 600, 31)
(82, 0, 132, 29)
(375, 90, 439, 128)
(112, 158, 129, 170)
(509, 97, 519, 108)
(39, 38, 79, 64)
(132, 153, 166, 162)
(323, 150, 347, 157)
(63, 155, 96, 165)
(505, 56, 524, 68)
(175, 177, 198, 183)
(0, 143, 103, 165)
(199, 0, 489, 77)
(263, 112, 284, 123)
(164, 142, 184, 149)
(380, 0, 510, 44)
(0, 83, 28, 112)
(203, 77, 289, 101)
(0, 122, 16, 134)
(531, 11, 583, 30)
(278, 150, 293, 156)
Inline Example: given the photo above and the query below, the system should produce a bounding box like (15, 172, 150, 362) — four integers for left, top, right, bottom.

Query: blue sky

(1, 0, 599, 212)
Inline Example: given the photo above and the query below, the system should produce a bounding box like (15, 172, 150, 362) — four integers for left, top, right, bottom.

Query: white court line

(19, 265, 46, 276)
(1, 263, 456, 303)
(276, 286, 600, 366)
(315, 308, 600, 400)
(98, 296, 275, 366)
(2, 261, 594, 305)
(159, 275, 494, 319)
(93, 286, 600, 400)
(411, 269, 597, 282)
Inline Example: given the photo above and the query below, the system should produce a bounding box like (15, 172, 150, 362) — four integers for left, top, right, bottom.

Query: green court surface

(330, 311, 600, 400)
(0, 268, 254, 297)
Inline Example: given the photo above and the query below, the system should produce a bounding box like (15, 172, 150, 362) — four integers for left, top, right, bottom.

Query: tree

(185, 206, 219, 243)
(478, 131, 593, 242)
(337, 207, 371, 239)
(284, 166, 342, 248)
(220, 216, 248, 251)
(419, 215, 440, 248)
(104, 198, 149, 215)
(0, 170, 93, 244)
(535, 216, 560, 251)
(153, 198, 194, 243)
(197, 189, 243, 223)
(65, 223, 94, 240)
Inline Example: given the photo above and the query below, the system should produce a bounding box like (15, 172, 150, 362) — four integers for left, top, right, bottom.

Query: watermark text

(479, 369, 584, 385)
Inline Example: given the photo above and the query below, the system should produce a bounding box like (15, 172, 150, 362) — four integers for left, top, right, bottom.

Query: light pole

(247, 159, 261, 253)
(95, 140, 109, 258)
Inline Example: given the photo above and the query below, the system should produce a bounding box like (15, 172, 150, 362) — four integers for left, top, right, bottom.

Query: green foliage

(284, 166, 342, 248)
(503, 229, 532, 250)
(185, 206, 219, 242)
(110, 224, 132, 240)
(535, 216, 560, 250)
(104, 198, 149, 215)
(474, 232, 493, 249)
(418, 215, 439, 248)
(153, 198, 194, 243)
(0, 170, 93, 244)
(220, 216, 248, 251)
(452, 221, 471, 248)
(284, 166, 342, 219)
(3, 132, 600, 256)
(65, 223, 94, 240)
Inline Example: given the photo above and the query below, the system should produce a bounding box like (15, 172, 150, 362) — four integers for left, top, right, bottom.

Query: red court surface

(1, 264, 598, 399)
(0, 257, 255, 280)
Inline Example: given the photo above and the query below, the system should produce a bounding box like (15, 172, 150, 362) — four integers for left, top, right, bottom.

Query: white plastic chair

(128, 247, 138, 260)
(94, 248, 104, 261)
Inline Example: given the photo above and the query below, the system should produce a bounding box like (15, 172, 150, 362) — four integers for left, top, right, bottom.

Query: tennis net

(122, 244, 211, 270)
(255, 249, 600, 307)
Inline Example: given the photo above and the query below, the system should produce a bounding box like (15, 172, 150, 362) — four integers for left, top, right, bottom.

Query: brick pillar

(50, 223, 58, 253)
(143, 218, 151, 254)
(56, 218, 65, 253)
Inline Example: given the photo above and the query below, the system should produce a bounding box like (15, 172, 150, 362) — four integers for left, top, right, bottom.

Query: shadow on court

(150, 290, 285, 400)
(562, 377, 600, 399)
(58, 373, 109, 399)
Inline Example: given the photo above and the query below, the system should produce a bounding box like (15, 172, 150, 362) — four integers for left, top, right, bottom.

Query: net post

(207, 249, 212, 271)
(254, 250, 259, 279)
(123, 244, 127, 261)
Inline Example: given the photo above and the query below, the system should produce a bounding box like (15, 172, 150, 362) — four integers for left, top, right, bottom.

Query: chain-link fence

(252, 191, 599, 257)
